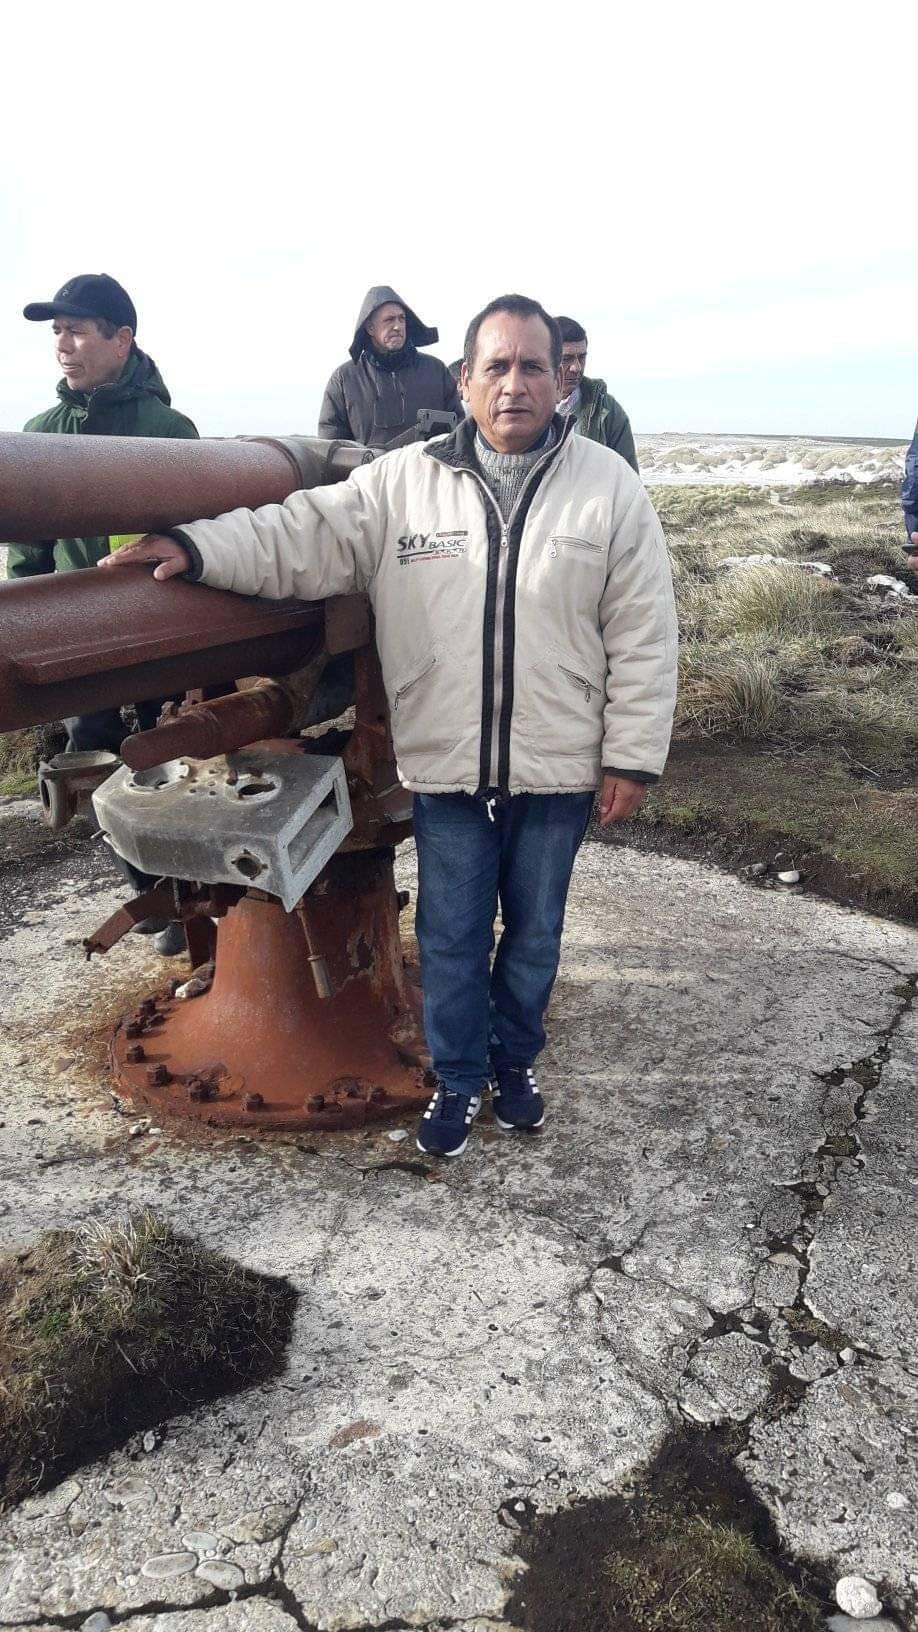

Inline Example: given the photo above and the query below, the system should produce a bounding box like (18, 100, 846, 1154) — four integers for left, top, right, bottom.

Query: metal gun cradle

(0, 430, 430, 1130)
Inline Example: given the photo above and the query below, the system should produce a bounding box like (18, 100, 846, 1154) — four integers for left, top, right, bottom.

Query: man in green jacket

(554, 315, 639, 474)
(10, 272, 198, 581)
(9, 273, 198, 950)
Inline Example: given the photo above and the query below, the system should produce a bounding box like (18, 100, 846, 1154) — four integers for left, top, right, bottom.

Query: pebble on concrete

(835, 1574, 883, 1618)
(195, 1558, 246, 1590)
(140, 1550, 198, 1578)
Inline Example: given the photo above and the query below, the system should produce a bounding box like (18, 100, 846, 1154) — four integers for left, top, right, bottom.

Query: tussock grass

(621, 482, 918, 918)
(677, 645, 780, 738)
(659, 484, 918, 770)
(0, 730, 40, 798)
(0, 1212, 296, 1508)
(709, 564, 843, 641)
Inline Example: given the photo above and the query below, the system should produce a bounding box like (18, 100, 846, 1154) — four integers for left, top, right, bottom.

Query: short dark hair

(555, 315, 587, 345)
(463, 295, 562, 372)
(94, 317, 120, 340)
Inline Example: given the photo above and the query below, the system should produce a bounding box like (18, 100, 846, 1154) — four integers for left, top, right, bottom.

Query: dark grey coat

(318, 286, 461, 447)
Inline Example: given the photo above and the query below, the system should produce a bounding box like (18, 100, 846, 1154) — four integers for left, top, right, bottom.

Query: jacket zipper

(432, 418, 575, 799)
(465, 443, 566, 790)
(393, 654, 437, 709)
(558, 663, 599, 703)
(550, 534, 603, 556)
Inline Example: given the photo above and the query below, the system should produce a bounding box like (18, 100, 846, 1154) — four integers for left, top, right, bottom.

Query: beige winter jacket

(175, 416, 678, 797)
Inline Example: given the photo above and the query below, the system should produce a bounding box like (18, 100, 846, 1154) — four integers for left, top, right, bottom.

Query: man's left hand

(598, 773, 648, 825)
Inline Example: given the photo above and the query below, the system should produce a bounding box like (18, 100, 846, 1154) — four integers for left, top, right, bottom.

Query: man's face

(559, 340, 587, 400)
(462, 313, 561, 454)
(365, 302, 407, 353)
(52, 317, 132, 393)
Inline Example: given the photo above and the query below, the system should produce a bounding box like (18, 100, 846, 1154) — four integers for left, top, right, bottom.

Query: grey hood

(349, 285, 438, 361)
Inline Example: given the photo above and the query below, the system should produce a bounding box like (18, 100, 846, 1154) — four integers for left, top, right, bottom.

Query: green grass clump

(0, 730, 40, 798)
(711, 564, 843, 640)
(506, 1430, 829, 1631)
(602, 1512, 823, 1631)
(0, 1212, 296, 1508)
(676, 645, 780, 739)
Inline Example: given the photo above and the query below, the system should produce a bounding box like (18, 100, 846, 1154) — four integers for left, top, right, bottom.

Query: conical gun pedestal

(110, 850, 429, 1130)
(92, 638, 431, 1132)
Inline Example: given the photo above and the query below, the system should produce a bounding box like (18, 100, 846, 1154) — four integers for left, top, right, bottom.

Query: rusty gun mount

(0, 431, 429, 1131)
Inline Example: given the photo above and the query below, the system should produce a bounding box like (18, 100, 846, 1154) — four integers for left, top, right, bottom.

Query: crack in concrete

(672, 968, 918, 1440)
(0, 1581, 304, 1631)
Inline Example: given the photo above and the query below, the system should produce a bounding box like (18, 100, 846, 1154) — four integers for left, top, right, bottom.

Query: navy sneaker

(490, 1062, 545, 1131)
(416, 1082, 482, 1157)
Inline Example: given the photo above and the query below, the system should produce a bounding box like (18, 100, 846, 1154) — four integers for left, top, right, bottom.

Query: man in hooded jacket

(7, 272, 198, 951)
(319, 286, 461, 447)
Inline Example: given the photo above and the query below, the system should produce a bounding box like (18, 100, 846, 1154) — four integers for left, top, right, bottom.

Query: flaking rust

(0, 428, 429, 1134)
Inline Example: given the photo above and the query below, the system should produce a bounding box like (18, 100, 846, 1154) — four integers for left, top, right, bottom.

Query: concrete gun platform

(0, 801, 915, 1630)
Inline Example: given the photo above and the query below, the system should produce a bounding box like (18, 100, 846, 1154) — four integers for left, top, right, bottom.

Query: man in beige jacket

(101, 294, 678, 1159)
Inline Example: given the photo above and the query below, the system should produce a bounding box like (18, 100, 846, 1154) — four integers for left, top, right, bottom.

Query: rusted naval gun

(0, 430, 432, 1131)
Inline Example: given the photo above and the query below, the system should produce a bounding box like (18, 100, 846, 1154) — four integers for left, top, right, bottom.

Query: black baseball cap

(23, 273, 137, 331)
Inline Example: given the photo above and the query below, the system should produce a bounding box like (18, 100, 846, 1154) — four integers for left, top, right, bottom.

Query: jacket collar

(424, 412, 576, 474)
(55, 346, 170, 411)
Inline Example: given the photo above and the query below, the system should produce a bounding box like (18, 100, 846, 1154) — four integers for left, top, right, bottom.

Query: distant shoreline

(636, 432, 908, 447)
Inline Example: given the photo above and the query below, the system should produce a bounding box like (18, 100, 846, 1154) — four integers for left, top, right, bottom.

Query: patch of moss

(506, 1429, 830, 1631)
(783, 1307, 853, 1353)
(637, 743, 918, 909)
(0, 1212, 296, 1509)
(603, 1512, 822, 1631)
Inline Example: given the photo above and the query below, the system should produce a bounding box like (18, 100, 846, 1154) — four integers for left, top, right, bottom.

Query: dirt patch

(597, 739, 918, 927)
(0, 1212, 297, 1509)
(505, 1428, 832, 1631)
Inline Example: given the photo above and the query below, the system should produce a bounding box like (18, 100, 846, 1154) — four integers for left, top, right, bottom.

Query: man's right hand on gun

(97, 534, 190, 582)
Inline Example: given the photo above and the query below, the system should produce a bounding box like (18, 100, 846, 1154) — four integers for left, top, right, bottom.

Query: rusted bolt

(369, 1085, 387, 1103)
(242, 1092, 264, 1112)
(188, 1077, 217, 1102)
(125, 1021, 142, 1039)
(126, 1043, 145, 1064)
(139, 998, 157, 1017)
(225, 768, 239, 785)
(396, 890, 410, 911)
(147, 1063, 170, 1087)
(306, 1093, 325, 1112)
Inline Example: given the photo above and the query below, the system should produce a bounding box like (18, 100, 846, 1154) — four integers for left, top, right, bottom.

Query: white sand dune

(638, 433, 907, 487)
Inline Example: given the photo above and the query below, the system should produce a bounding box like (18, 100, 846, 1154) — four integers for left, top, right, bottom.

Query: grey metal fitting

(93, 748, 353, 911)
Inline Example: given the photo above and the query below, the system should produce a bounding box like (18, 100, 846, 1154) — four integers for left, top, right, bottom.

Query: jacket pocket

(549, 534, 605, 559)
(389, 644, 464, 762)
(393, 650, 438, 711)
(516, 648, 607, 758)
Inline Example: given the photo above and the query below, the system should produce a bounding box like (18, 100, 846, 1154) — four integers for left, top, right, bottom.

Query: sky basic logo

(397, 531, 468, 566)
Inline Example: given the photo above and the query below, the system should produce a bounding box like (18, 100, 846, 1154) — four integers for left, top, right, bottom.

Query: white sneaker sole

(416, 1135, 468, 1157)
(493, 1112, 545, 1132)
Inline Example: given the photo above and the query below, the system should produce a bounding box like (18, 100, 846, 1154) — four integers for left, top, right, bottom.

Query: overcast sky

(1, 0, 915, 440)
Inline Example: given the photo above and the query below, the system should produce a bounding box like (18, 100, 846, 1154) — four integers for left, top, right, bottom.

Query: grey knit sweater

(474, 426, 556, 522)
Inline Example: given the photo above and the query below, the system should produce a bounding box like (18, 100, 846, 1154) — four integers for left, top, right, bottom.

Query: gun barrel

(0, 431, 377, 733)
(0, 568, 324, 732)
(0, 432, 372, 542)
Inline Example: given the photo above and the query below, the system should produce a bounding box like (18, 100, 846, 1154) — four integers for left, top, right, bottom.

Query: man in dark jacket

(9, 273, 198, 951)
(554, 315, 638, 474)
(319, 286, 461, 447)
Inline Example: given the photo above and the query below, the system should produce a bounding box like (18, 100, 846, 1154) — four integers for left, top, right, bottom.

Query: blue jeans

(413, 792, 594, 1097)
